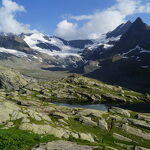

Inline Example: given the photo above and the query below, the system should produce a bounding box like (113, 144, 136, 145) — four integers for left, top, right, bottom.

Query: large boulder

(98, 119, 108, 130)
(79, 116, 97, 127)
(0, 100, 21, 124)
(113, 133, 132, 142)
(138, 114, 150, 122)
(79, 133, 95, 142)
(19, 123, 68, 138)
(32, 140, 100, 150)
(122, 124, 150, 140)
(126, 118, 150, 130)
(0, 66, 27, 90)
(135, 146, 150, 150)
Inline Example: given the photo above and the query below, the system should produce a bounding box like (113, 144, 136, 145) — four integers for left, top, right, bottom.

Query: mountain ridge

(0, 17, 149, 93)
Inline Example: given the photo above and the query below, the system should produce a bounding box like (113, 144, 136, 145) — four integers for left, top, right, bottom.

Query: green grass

(0, 129, 58, 150)
(65, 118, 124, 149)
(112, 126, 150, 149)
(66, 117, 106, 142)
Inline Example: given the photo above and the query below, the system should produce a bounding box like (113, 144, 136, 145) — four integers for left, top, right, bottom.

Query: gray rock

(109, 107, 130, 117)
(79, 116, 97, 127)
(135, 146, 150, 150)
(32, 140, 100, 150)
(78, 109, 106, 117)
(122, 124, 150, 140)
(50, 112, 69, 120)
(19, 123, 69, 138)
(79, 133, 95, 142)
(105, 146, 118, 150)
(0, 66, 27, 90)
(115, 143, 134, 150)
(126, 118, 150, 129)
(102, 94, 126, 103)
(113, 133, 132, 142)
(138, 114, 150, 122)
(98, 119, 108, 130)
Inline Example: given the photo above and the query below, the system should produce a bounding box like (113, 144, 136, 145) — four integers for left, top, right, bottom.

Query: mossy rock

(0, 66, 27, 90)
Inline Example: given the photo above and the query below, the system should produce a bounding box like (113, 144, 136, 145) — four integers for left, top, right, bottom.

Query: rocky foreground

(8, 74, 149, 105)
(0, 66, 149, 149)
(0, 98, 150, 150)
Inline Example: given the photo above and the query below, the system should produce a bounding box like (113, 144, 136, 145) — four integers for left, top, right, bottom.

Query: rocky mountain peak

(130, 17, 147, 30)
(133, 17, 144, 24)
(106, 20, 132, 38)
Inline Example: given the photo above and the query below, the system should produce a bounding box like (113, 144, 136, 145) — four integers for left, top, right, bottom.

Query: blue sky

(6, 0, 115, 34)
(0, 0, 150, 39)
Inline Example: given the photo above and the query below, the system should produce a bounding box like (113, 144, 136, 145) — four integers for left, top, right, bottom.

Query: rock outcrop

(0, 66, 27, 90)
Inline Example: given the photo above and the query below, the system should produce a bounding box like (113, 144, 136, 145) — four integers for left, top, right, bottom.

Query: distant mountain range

(0, 17, 149, 93)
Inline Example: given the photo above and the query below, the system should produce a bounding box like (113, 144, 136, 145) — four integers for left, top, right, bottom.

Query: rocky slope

(18, 74, 148, 104)
(0, 65, 148, 149)
(0, 96, 150, 150)
(0, 65, 148, 105)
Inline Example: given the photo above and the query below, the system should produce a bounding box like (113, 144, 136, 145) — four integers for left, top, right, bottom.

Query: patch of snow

(122, 45, 139, 55)
(35, 49, 81, 58)
(24, 32, 47, 50)
(85, 34, 120, 53)
(140, 66, 149, 68)
(24, 32, 82, 57)
(122, 56, 129, 59)
(107, 35, 121, 42)
(0, 47, 28, 57)
(103, 44, 113, 49)
(140, 50, 150, 53)
(32, 55, 43, 62)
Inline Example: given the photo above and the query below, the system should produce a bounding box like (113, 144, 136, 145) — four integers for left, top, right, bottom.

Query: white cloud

(55, 0, 150, 40)
(0, 0, 34, 34)
(55, 20, 78, 40)
(70, 15, 93, 21)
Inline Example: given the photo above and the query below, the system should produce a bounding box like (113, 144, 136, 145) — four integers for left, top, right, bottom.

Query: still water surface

(53, 102, 150, 113)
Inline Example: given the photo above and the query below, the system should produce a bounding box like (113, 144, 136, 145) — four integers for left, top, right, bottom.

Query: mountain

(106, 21, 132, 38)
(0, 32, 94, 74)
(107, 17, 150, 57)
(0, 32, 93, 59)
(0, 17, 149, 93)
(0, 34, 35, 54)
(81, 17, 150, 93)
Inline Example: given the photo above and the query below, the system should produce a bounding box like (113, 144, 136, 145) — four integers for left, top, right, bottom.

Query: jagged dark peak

(125, 20, 132, 26)
(106, 17, 150, 57)
(126, 20, 132, 24)
(134, 17, 144, 24)
(106, 20, 132, 38)
(131, 17, 147, 29)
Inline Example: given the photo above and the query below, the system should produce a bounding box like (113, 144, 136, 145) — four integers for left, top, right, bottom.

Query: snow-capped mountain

(0, 32, 93, 58)
(0, 17, 150, 92)
(23, 32, 87, 57)
(0, 31, 94, 69)
(81, 17, 150, 93)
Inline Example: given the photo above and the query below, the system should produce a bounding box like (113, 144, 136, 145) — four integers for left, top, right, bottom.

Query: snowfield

(0, 47, 28, 57)
(24, 32, 82, 57)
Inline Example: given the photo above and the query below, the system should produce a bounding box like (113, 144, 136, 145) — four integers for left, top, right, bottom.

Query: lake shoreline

(53, 102, 150, 113)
